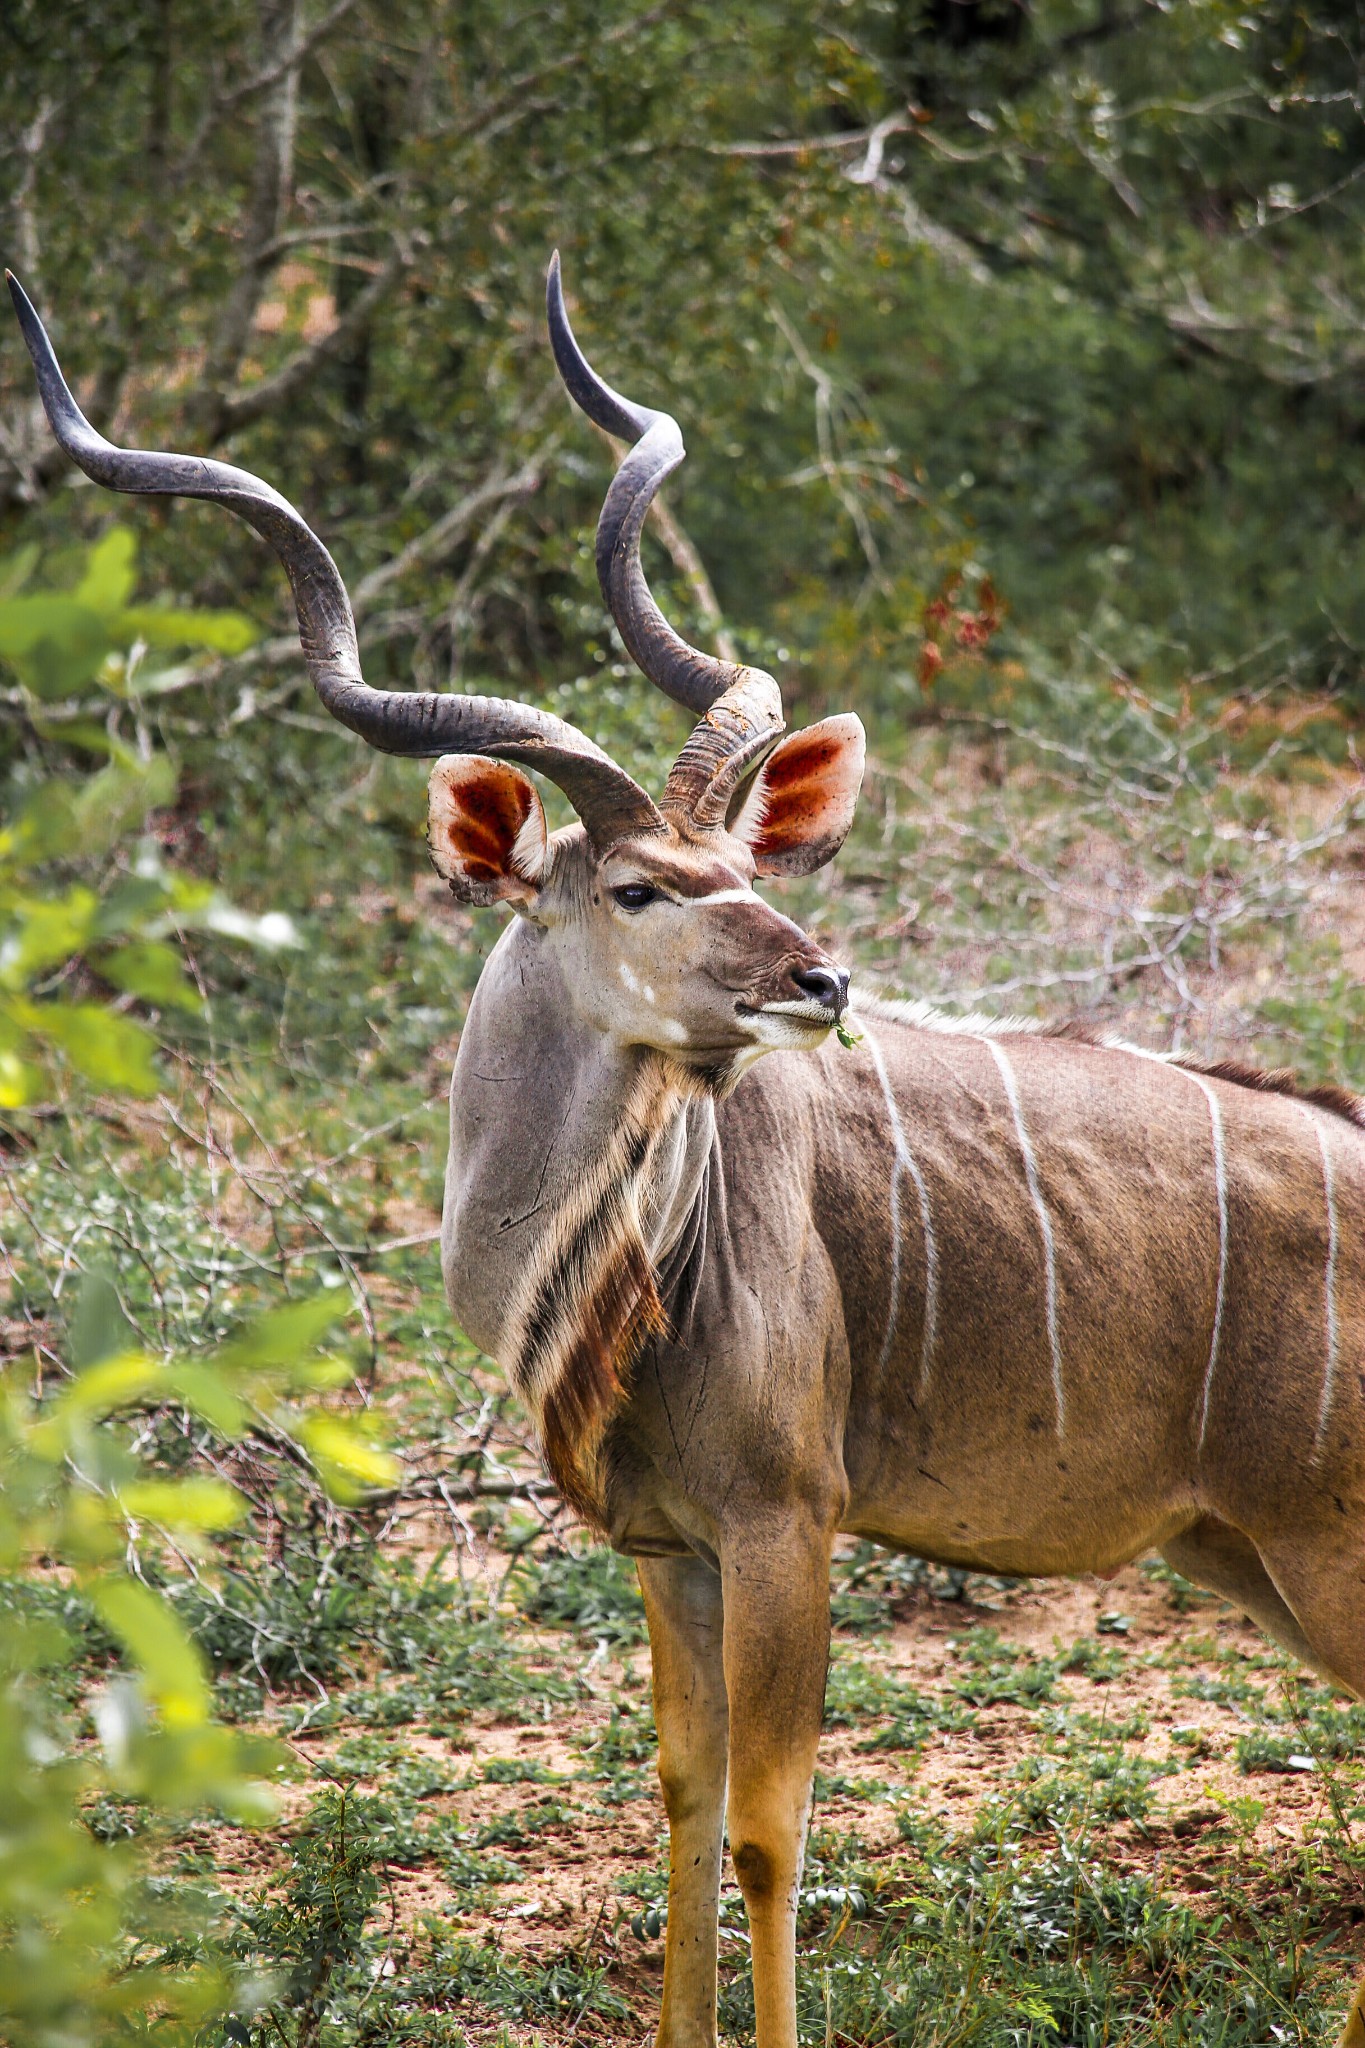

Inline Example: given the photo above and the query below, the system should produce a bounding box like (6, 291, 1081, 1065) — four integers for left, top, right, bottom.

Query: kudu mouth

(735, 963, 851, 1034)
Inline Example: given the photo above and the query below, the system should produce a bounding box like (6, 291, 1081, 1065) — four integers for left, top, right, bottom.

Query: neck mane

(443, 919, 710, 1523)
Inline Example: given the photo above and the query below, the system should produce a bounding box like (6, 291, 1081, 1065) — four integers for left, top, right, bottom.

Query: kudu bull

(12, 256, 1365, 2046)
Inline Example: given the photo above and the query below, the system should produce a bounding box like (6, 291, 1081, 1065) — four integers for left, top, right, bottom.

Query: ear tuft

(428, 756, 548, 906)
(728, 714, 865, 877)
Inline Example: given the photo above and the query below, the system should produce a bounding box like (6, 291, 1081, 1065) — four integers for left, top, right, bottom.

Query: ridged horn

(545, 252, 783, 822)
(7, 271, 664, 853)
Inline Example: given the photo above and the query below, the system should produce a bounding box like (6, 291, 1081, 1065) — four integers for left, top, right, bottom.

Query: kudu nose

(791, 964, 850, 1018)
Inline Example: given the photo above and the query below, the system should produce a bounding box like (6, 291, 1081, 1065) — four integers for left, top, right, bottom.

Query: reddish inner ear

(746, 729, 845, 860)
(429, 757, 546, 903)
(443, 771, 533, 882)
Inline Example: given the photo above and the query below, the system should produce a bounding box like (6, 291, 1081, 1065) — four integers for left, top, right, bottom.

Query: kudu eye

(612, 882, 659, 911)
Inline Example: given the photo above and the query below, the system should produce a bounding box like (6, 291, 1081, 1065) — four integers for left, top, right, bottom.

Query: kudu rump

(12, 257, 1365, 2045)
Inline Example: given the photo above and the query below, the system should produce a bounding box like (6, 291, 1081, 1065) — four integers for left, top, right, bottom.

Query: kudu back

(12, 256, 1365, 2048)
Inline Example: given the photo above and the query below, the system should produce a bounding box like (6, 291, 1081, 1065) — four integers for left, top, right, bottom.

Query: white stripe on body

(1295, 1102, 1341, 1454)
(978, 1036, 1066, 1437)
(861, 1024, 939, 1393)
(1120, 1045, 1228, 1450)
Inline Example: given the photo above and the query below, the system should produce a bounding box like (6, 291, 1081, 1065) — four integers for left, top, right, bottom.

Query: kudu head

(7, 256, 863, 1090)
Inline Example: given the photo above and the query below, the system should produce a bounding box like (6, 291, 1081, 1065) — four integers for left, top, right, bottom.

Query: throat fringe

(504, 1058, 679, 1524)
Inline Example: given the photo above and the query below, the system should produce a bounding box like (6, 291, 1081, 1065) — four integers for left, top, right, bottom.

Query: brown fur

(1043, 1016, 1365, 1130)
(1172, 1055, 1365, 1131)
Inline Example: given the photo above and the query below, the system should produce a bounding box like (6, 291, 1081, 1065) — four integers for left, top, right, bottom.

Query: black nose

(791, 965, 850, 1017)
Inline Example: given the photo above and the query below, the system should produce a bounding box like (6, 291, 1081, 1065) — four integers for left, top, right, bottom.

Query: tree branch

(351, 437, 556, 617)
(206, 240, 410, 443)
(174, 0, 359, 182)
(194, 0, 304, 439)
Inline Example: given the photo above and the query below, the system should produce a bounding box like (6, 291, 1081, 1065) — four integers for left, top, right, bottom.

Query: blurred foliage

(0, 542, 394, 2045)
(0, 530, 292, 1109)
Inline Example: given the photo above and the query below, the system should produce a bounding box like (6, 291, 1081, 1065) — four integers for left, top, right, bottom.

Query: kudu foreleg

(638, 1554, 729, 2048)
(721, 1520, 833, 2048)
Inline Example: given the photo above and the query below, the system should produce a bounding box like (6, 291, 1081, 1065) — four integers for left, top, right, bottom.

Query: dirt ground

(235, 1540, 1365, 2041)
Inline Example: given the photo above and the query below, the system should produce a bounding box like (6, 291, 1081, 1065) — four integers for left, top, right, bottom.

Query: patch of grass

(511, 1544, 646, 1646)
(1007, 1748, 1171, 1826)
(778, 1827, 1339, 2046)
(949, 1627, 1064, 1707)
(360, 1931, 633, 2029)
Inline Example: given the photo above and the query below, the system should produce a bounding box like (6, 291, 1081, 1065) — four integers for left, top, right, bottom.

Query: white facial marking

(760, 997, 832, 1017)
(618, 961, 641, 993)
(727, 1042, 770, 1077)
(862, 1023, 938, 1393)
(980, 1036, 1065, 1437)
(644, 986, 656, 1005)
(1297, 1103, 1340, 1454)
(687, 887, 753, 906)
(1118, 1044, 1228, 1451)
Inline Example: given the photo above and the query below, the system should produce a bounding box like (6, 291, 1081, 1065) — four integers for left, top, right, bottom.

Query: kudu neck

(441, 915, 714, 1363)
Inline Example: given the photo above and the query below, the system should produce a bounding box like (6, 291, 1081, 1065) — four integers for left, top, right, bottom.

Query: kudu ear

(428, 756, 549, 907)
(726, 715, 866, 877)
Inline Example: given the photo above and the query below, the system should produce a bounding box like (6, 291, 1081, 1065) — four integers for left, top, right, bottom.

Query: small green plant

(512, 1542, 646, 1645)
(226, 1786, 383, 2044)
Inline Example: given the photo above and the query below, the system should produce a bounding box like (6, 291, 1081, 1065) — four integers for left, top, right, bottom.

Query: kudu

(11, 257, 1365, 2046)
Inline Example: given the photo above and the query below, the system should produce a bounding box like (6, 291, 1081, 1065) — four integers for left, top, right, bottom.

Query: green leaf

(115, 1477, 247, 1531)
(69, 1271, 137, 1372)
(0, 541, 39, 599)
(69, 755, 175, 856)
(38, 1350, 160, 1441)
(96, 941, 202, 1013)
(120, 604, 258, 655)
(159, 1364, 248, 1439)
(296, 1413, 400, 1495)
(211, 1296, 350, 1374)
(34, 1003, 160, 1095)
(0, 595, 113, 698)
(0, 887, 100, 988)
(0, 778, 78, 865)
(0, 1044, 37, 1108)
(73, 528, 137, 615)
(94, 873, 179, 939)
(89, 1577, 211, 1726)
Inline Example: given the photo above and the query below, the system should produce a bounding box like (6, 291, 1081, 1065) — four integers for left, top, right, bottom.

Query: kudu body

(13, 259, 1365, 2048)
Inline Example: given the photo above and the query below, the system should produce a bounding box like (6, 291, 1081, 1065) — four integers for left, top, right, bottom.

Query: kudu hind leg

(722, 1521, 834, 2048)
(1161, 1518, 1319, 1670)
(1217, 1531, 1365, 2047)
(637, 1555, 729, 2048)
